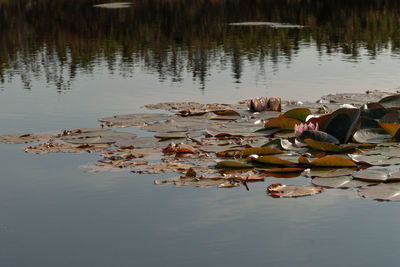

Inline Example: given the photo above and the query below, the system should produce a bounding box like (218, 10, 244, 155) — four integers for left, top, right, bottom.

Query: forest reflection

(1, 0, 400, 90)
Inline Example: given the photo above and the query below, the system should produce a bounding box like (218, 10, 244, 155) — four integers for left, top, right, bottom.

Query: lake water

(1, 1, 400, 266)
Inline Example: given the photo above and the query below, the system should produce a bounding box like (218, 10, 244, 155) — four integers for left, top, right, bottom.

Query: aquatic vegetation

(2, 91, 400, 201)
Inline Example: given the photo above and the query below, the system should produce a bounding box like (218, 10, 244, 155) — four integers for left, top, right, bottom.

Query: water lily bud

(249, 97, 267, 112)
(268, 97, 281, 111)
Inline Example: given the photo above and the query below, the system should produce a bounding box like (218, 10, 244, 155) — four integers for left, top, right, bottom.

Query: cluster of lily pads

(3, 91, 400, 201)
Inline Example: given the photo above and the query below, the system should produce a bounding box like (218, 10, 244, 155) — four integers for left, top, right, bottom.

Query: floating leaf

(0, 133, 53, 144)
(352, 168, 400, 182)
(310, 156, 357, 167)
(298, 156, 312, 165)
(353, 128, 392, 144)
(217, 161, 253, 169)
(378, 122, 400, 138)
(59, 128, 137, 145)
(267, 183, 322, 198)
(304, 139, 358, 153)
(312, 176, 374, 188)
(25, 142, 110, 154)
(256, 155, 297, 166)
(302, 168, 356, 178)
(264, 117, 301, 131)
(378, 94, 400, 108)
(358, 183, 400, 201)
(261, 139, 284, 149)
(295, 130, 339, 145)
(349, 154, 400, 166)
(99, 113, 169, 127)
(320, 108, 361, 143)
(283, 108, 311, 122)
(265, 167, 305, 173)
(237, 147, 284, 157)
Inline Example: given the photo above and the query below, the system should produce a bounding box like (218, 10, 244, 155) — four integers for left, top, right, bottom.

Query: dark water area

(1, 1, 400, 266)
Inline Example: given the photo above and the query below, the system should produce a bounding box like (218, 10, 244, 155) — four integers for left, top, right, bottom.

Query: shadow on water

(1, 0, 400, 90)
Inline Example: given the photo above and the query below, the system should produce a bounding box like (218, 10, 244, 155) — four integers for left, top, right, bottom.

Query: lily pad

(217, 161, 253, 169)
(358, 183, 400, 201)
(378, 122, 400, 138)
(59, 128, 137, 145)
(295, 130, 339, 145)
(25, 142, 110, 154)
(353, 128, 392, 144)
(312, 176, 374, 188)
(99, 113, 169, 127)
(256, 155, 298, 166)
(352, 168, 400, 182)
(320, 108, 361, 144)
(304, 139, 358, 153)
(264, 117, 301, 131)
(310, 156, 357, 167)
(0, 133, 53, 144)
(283, 108, 312, 122)
(378, 94, 400, 108)
(302, 168, 356, 178)
(266, 183, 322, 198)
(349, 154, 400, 166)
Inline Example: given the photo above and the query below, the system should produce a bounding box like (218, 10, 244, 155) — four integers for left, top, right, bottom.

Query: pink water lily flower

(294, 122, 319, 136)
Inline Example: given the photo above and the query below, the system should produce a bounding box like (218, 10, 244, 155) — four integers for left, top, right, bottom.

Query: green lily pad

(217, 161, 253, 169)
(283, 108, 312, 122)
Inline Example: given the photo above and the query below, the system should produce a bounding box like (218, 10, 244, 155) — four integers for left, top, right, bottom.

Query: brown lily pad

(266, 183, 322, 198)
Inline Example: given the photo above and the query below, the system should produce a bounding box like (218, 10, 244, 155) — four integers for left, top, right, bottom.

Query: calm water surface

(1, 1, 400, 266)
